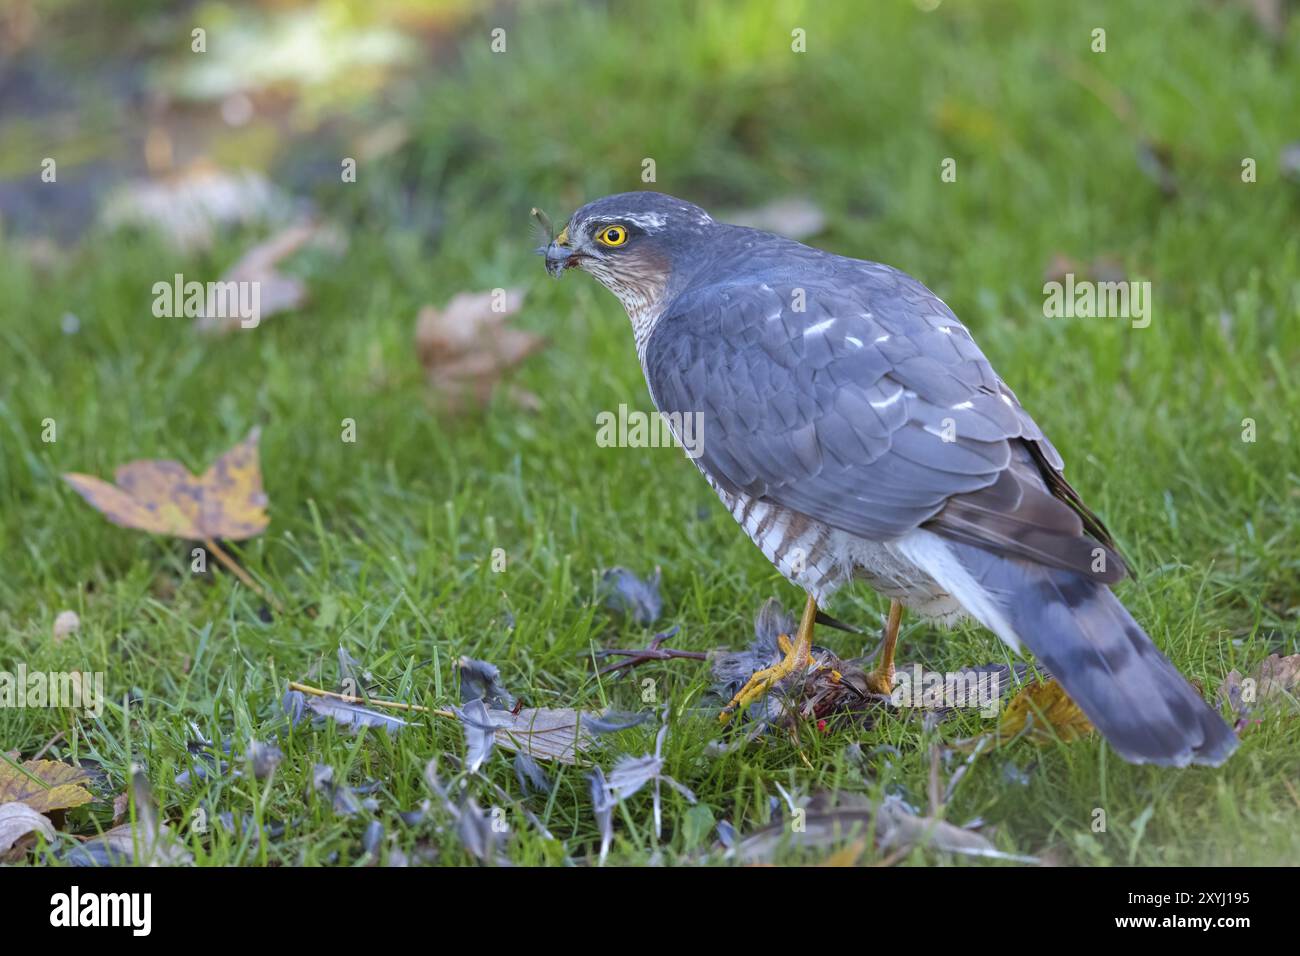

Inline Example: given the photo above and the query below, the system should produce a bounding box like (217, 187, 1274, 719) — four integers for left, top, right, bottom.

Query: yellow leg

(864, 599, 903, 695)
(720, 593, 817, 722)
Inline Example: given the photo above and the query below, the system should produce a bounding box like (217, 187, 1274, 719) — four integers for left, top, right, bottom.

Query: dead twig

(594, 626, 707, 676)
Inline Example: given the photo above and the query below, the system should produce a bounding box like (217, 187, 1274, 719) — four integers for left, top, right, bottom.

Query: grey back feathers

(644, 241, 1125, 581)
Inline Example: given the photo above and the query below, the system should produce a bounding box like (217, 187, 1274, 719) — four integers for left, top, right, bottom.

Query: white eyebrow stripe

(620, 213, 667, 232)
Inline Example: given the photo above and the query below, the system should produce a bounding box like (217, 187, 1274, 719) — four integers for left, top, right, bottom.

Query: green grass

(1, 0, 1298, 866)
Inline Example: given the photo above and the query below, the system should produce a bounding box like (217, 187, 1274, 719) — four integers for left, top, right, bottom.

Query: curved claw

(719, 651, 802, 722)
(719, 593, 819, 723)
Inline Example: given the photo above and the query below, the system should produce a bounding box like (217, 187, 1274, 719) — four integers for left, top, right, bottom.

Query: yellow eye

(597, 225, 628, 247)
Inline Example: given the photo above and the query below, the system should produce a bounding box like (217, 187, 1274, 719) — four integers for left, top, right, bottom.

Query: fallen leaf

(0, 757, 94, 813)
(62, 428, 269, 541)
(994, 679, 1094, 747)
(0, 802, 56, 858)
(1219, 653, 1300, 731)
(415, 289, 544, 410)
(1255, 653, 1300, 701)
(819, 838, 868, 867)
(112, 791, 130, 825)
(197, 223, 318, 334)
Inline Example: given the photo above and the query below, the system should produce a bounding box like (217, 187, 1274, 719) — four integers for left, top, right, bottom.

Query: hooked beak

(540, 225, 583, 278)
(543, 239, 584, 278)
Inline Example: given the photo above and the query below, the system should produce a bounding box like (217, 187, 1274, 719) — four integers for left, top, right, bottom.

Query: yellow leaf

(997, 679, 1094, 746)
(62, 468, 201, 537)
(63, 428, 269, 541)
(820, 837, 868, 867)
(0, 758, 94, 813)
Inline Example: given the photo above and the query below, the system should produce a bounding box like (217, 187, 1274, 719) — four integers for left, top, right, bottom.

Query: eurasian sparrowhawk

(544, 191, 1235, 767)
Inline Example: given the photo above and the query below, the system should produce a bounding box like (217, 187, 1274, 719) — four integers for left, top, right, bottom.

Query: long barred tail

(906, 533, 1238, 767)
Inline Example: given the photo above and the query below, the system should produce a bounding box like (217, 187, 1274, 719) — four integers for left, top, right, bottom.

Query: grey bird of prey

(543, 190, 1236, 767)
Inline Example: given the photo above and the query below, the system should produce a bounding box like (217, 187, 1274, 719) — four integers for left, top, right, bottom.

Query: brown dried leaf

(112, 790, 130, 826)
(63, 428, 269, 541)
(0, 758, 94, 813)
(1255, 653, 1300, 701)
(415, 289, 545, 410)
(0, 802, 57, 859)
(1219, 653, 1300, 731)
(197, 223, 317, 334)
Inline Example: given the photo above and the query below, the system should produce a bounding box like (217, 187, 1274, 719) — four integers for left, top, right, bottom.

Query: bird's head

(541, 191, 714, 315)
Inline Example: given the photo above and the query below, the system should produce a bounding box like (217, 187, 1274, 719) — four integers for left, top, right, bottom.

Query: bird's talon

(864, 667, 894, 696)
(719, 598, 817, 723)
